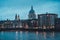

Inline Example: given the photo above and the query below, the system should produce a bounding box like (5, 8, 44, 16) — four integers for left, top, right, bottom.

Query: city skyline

(0, 0, 60, 20)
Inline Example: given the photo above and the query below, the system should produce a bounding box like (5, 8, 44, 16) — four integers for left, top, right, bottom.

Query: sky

(0, 0, 60, 20)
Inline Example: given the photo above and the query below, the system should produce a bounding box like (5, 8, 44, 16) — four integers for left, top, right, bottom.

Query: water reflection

(20, 31, 23, 34)
(20, 31, 23, 40)
(0, 31, 60, 40)
(1, 31, 3, 35)
(35, 31, 55, 40)
(50, 31, 55, 40)
(43, 32, 47, 39)
(51, 31, 55, 37)
(36, 31, 38, 35)
(25, 31, 28, 40)
(16, 31, 18, 40)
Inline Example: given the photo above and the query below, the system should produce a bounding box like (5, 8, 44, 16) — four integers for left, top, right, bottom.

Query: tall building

(28, 6, 36, 19)
(15, 14, 20, 21)
(15, 14, 21, 28)
(55, 18, 60, 30)
(38, 12, 58, 29)
(18, 15, 20, 20)
(15, 14, 17, 20)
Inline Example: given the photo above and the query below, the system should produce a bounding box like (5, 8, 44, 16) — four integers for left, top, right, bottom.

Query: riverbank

(0, 28, 60, 32)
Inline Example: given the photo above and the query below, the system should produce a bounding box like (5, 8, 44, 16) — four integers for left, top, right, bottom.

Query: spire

(31, 5, 33, 10)
(15, 14, 20, 21)
(15, 14, 17, 20)
(18, 14, 20, 20)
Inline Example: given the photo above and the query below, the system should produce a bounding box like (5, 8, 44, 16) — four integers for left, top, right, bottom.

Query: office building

(38, 12, 58, 29)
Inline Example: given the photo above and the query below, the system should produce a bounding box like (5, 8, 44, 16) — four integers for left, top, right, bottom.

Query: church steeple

(15, 14, 20, 21)
(15, 14, 17, 20)
(18, 14, 20, 20)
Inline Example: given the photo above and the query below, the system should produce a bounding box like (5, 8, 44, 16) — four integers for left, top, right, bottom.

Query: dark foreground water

(0, 31, 60, 40)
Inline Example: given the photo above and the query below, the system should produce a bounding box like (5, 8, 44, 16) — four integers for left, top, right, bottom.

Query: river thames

(0, 31, 60, 40)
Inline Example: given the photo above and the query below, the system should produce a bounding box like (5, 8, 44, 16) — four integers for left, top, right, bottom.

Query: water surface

(0, 31, 60, 40)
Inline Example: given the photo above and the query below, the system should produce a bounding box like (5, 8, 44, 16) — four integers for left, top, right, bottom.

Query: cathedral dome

(28, 6, 36, 19)
(29, 6, 35, 14)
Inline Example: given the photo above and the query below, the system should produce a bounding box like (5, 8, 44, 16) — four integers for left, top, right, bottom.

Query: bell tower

(15, 14, 20, 21)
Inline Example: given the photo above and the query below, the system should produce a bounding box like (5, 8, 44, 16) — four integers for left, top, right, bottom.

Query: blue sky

(0, 0, 60, 20)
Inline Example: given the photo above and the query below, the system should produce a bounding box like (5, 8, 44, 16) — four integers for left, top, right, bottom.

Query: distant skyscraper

(15, 14, 20, 20)
(28, 6, 36, 19)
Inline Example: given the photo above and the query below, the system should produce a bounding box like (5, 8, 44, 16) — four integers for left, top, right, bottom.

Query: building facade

(38, 12, 58, 29)
(55, 18, 60, 30)
(0, 14, 23, 28)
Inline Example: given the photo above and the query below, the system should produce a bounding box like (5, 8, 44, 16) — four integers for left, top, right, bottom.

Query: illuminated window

(52, 26, 54, 28)
(40, 16, 42, 17)
(47, 26, 49, 29)
(43, 26, 46, 29)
